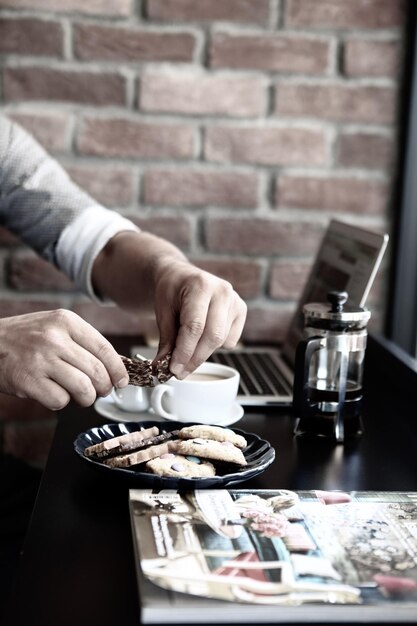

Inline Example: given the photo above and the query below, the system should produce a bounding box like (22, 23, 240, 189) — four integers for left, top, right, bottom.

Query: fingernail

(170, 363, 185, 378)
(175, 369, 191, 380)
(115, 377, 129, 388)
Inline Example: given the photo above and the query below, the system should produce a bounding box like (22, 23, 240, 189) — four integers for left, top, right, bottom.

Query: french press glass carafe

(292, 290, 371, 443)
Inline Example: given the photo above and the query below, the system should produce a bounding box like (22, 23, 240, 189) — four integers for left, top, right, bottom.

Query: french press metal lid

(292, 290, 371, 442)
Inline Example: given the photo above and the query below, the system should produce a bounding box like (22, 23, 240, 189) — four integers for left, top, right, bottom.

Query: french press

(292, 290, 371, 443)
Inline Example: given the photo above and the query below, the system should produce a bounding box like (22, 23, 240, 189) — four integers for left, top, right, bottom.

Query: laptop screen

(281, 219, 389, 368)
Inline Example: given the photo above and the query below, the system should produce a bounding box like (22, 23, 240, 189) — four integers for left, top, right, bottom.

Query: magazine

(129, 489, 417, 623)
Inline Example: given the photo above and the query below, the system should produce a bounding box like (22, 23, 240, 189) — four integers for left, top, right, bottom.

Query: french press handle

(292, 335, 325, 418)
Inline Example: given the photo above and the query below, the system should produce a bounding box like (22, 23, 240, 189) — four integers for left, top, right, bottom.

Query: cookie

(146, 453, 215, 478)
(170, 438, 247, 466)
(102, 441, 172, 468)
(84, 426, 160, 458)
(178, 425, 247, 449)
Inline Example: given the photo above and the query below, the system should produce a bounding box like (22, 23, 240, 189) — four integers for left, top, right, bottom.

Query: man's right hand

(0, 309, 129, 410)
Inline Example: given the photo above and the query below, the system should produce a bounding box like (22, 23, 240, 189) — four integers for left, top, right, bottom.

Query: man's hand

(153, 260, 247, 379)
(92, 230, 247, 378)
(0, 309, 128, 410)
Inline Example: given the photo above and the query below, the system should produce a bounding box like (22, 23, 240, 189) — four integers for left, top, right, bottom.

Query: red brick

(205, 218, 324, 254)
(336, 132, 395, 169)
(285, 0, 405, 29)
(64, 164, 134, 207)
(3, 68, 126, 106)
(140, 71, 265, 117)
(205, 126, 328, 166)
(77, 117, 194, 160)
(145, 0, 271, 26)
(73, 302, 158, 336)
(126, 214, 192, 249)
(0, 18, 63, 56)
(210, 33, 330, 74)
(74, 24, 195, 62)
(0, 0, 131, 16)
(143, 169, 258, 208)
(276, 175, 388, 214)
(275, 83, 396, 124)
(343, 39, 402, 78)
(7, 111, 70, 152)
(190, 257, 262, 298)
(243, 305, 294, 344)
(8, 254, 76, 292)
(269, 261, 311, 299)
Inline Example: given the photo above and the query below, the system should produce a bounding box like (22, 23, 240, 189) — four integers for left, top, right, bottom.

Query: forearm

(0, 115, 97, 265)
(91, 230, 189, 311)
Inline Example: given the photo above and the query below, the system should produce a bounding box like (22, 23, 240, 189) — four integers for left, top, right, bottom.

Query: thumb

(154, 307, 177, 362)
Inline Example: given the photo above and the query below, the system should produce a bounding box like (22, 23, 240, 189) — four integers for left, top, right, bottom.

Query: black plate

(73, 420, 275, 489)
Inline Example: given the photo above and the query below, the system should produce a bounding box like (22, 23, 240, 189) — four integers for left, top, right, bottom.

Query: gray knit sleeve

(0, 114, 102, 266)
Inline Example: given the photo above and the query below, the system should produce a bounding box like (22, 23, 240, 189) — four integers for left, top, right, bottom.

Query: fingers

(166, 276, 247, 379)
(45, 357, 107, 408)
(20, 377, 71, 412)
(221, 296, 247, 348)
(154, 306, 178, 364)
(169, 301, 210, 377)
(63, 311, 128, 388)
(51, 312, 129, 403)
(0, 309, 129, 410)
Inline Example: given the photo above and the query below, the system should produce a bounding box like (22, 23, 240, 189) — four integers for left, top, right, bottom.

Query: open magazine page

(129, 489, 417, 623)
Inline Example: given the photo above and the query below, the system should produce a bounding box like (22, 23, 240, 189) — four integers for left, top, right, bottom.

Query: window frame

(386, 2, 417, 357)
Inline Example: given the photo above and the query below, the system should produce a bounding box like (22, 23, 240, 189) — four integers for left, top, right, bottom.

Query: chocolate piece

(84, 426, 159, 458)
(85, 428, 179, 459)
(152, 352, 172, 383)
(103, 441, 173, 468)
(119, 351, 173, 387)
(120, 355, 154, 387)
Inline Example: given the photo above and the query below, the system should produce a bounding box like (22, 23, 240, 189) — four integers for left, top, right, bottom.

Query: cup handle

(150, 385, 177, 420)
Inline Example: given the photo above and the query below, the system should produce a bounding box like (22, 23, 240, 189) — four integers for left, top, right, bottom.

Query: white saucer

(94, 396, 244, 426)
(148, 402, 245, 427)
(94, 396, 157, 422)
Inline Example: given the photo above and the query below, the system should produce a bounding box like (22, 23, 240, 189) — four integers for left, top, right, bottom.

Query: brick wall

(0, 0, 407, 345)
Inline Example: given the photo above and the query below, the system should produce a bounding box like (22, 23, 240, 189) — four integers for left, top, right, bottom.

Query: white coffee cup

(111, 384, 150, 413)
(150, 362, 240, 424)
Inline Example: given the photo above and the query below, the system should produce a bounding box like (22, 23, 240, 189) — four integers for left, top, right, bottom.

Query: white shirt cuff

(56, 206, 139, 302)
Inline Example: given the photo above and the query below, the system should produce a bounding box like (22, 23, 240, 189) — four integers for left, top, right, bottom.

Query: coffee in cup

(149, 362, 240, 424)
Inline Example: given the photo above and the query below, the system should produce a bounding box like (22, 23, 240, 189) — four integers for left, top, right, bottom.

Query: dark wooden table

(4, 334, 417, 626)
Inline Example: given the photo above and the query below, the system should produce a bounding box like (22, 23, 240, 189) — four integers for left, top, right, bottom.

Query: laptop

(132, 220, 389, 407)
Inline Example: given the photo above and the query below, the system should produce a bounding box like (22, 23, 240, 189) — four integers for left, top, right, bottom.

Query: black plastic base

(294, 413, 364, 441)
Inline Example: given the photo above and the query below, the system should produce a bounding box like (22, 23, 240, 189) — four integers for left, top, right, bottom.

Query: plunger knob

(327, 290, 348, 313)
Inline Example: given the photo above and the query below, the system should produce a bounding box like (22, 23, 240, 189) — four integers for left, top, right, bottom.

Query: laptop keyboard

(208, 350, 292, 398)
